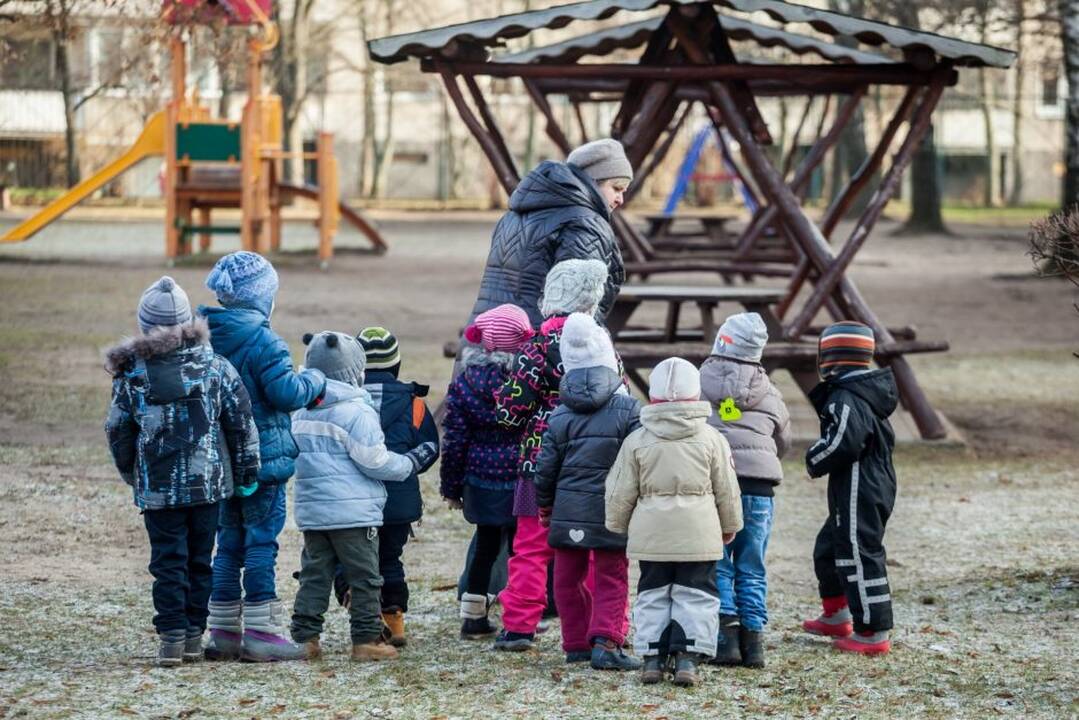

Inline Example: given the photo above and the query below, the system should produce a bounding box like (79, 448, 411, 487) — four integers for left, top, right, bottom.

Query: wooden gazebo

(369, 0, 1015, 440)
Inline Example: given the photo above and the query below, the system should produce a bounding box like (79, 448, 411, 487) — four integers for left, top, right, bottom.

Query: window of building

(1037, 65, 1065, 118)
(0, 35, 57, 90)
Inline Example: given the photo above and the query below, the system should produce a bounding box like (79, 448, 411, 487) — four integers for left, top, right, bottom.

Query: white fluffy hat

(560, 312, 619, 373)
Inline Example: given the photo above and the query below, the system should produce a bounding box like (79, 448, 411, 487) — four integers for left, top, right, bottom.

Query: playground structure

(1, 0, 386, 264)
(371, 0, 1016, 440)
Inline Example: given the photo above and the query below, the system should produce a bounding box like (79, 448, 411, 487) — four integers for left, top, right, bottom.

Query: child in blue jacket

(198, 251, 328, 662)
(289, 332, 429, 661)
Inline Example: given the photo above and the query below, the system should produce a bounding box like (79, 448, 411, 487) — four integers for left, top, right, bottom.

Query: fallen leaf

(270, 704, 287, 715)
(640, 705, 660, 711)
(238, 699, 257, 707)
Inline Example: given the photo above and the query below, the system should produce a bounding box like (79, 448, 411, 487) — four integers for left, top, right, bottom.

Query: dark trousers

(143, 502, 220, 636)
(292, 527, 383, 644)
(378, 523, 413, 612)
(634, 561, 720, 659)
(813, 467, 896, 633)
(464, 523, 516, 596)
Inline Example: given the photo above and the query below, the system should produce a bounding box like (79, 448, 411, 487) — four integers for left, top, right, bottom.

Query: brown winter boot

(303, 638, 323, 660)
(381, 608, 407, 647)
(351, 640, 399, 662)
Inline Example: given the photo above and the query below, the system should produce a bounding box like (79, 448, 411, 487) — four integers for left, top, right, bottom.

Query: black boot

(708, 614, 742, 666)
(739, 627, 765, 668)
(641, 655, 666, 684)
(673, 652, 700, 687)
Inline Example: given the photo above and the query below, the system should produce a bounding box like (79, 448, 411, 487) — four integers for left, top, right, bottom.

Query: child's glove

(405, 444, 437, 472)
(722, 532, 736, 545)
(236, 480, 259, 498)
(538, 506, 552, 528)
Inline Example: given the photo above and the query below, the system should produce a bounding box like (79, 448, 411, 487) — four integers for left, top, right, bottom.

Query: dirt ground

(0, 212, 1076, 719)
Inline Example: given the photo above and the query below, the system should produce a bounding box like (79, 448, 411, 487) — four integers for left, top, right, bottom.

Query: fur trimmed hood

(105, 318, 211, 376)
(461, 344, 515, 372)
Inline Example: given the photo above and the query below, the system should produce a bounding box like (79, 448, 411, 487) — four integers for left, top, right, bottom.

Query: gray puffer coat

(534, 366, 640, 550)
(467, 161, 625, 327)
(699, 355, 792, 492)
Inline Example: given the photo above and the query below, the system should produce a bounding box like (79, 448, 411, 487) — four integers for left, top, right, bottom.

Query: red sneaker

(803, 616, 853, 637)
(833, 632, 891, 655)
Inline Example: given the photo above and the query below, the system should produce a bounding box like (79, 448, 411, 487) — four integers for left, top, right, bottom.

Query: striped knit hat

(465, 304, 535, 352)
(818, 321, 875, 379)
(357, 326, 401, 371)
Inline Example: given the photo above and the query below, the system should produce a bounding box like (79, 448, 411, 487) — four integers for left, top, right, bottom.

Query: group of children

(107, 251, 898, 685)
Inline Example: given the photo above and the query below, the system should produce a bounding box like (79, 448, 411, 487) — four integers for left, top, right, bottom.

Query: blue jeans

(716, 495, 774, 631)
(210, 483, 287, 603)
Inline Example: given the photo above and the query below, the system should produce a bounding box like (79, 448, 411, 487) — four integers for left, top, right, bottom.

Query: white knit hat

(539, 259, 608, 318)
(713, 312, 770, 363)
(561, 312, 619, 373)
(649, 357, 701, 402)
(567, 139, 633, 182)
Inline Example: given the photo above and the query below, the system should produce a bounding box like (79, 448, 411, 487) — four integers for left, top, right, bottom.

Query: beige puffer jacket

(605, 400, 743, 562)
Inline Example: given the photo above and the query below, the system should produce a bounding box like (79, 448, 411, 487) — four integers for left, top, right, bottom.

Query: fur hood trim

(105, 318, 211, 376)
(462, 345, 515, 371)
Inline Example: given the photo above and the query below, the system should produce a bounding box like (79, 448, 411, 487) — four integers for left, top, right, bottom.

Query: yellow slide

(1, 111, 166, 243)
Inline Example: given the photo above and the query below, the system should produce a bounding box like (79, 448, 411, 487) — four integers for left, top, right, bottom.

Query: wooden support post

(778, 87, 920, 320)
(572, 101, 590, 144)
(437, 62, 519, 194)
(315, 133, 337, 266)
(463, 74, 520, 181)
(821, 86, 920, 238)
(667, 11, 946, 439)
(786, 77, 949, 340)
(731, 88, 866, 261)
(781, 96, 814, 180)
(627, 101, 692, 202)
(164, 35, 185, 262)
(198, 207, 211, 253)
(523, 80, 573, 154)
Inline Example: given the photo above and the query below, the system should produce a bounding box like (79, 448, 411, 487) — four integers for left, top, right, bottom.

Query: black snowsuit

(806, 368, 898, 633)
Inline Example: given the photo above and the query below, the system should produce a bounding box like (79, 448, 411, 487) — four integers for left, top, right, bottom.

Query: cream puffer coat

(604, 400, 743, 562)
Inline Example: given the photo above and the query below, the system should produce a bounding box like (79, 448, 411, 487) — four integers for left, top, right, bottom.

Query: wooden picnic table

(607, 284, 786, 344)
(643, 212, 736, 247)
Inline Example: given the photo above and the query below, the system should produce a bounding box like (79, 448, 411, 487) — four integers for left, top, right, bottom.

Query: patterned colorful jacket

(494, 316, 569, 516)
(440, 348, 523, 503)
(104, 319, 261, 510)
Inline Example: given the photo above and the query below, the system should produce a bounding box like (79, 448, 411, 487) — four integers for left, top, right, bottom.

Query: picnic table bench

(607, 284, 786, 343)
(643, 212, 736, 247)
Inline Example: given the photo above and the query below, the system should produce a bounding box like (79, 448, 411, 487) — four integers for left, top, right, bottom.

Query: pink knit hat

(465, 304, 535, 352)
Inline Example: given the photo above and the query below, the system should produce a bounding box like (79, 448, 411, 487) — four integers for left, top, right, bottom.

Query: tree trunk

(892, 3, 947, 234)
(52, 0, 79, 187)
(370, 0, 397, 198)
(978, 10, 1000, 208)
(1062, 0, 1079, 207)
(1008, 0, 1025, 206)
(900, 122, 949, 234)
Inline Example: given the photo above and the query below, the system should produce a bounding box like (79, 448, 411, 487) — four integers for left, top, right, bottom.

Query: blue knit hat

(205, 251, 279, 313)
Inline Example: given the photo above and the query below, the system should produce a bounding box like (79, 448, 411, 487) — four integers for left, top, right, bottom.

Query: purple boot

(204, 600, 243, 661)
(242, 600, 307, 662)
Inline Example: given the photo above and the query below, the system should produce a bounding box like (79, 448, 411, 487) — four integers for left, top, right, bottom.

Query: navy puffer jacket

(363, 370, 440, 525)
(534, 366, 640, 550)
(467, 161, 625, 327)
(199, 305, 326, 484)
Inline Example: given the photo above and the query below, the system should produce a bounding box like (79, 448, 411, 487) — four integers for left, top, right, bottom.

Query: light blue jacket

(291, 380, 413, 531)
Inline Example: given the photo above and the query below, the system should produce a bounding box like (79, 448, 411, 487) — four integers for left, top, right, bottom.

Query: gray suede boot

(158, 630, 185, 668)
(204, 600, 243, 661)
(242, 600, 308, 662)
(183, 627, 204, 662)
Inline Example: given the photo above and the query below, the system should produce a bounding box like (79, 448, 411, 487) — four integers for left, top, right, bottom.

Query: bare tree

(1062, 0, 1079, 206)
(356, 0, 398, 198)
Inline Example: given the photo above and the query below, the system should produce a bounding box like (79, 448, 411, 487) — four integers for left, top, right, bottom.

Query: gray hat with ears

(303, 331, 366, 386)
